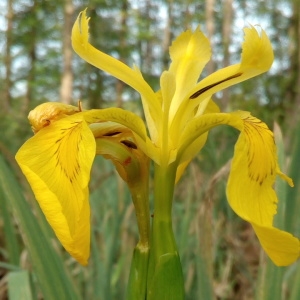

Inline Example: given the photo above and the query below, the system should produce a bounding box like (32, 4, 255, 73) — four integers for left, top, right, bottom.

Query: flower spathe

(15, 9, 299, 266)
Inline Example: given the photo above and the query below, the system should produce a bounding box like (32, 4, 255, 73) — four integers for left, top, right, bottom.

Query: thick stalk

(152, 162, 177, 257)
(126, 185, 150, 300)
(126, 157, 150, 300)
(147, 162, 184, 300)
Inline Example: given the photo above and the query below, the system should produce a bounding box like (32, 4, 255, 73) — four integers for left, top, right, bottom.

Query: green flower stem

(152, 162, 177, 257)
(95, 137, 151, 247)
(126, 245, 150, 300)
(126, 177, 150, 300)
(129, 171, 150, 248)
(147, 162, 184, 300)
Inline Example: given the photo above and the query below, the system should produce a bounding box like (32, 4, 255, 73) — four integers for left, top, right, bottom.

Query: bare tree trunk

(144, 0, 153, 74)
(60, 0, 74, 104)
(221, 0, 233, 110)
(24, 1, 37, 113)
(162, 0, 173, 70)
(3, 0, 13, 113)
(205, 0, 215, 75)
(115, 0, 128, 108)
(183, 1, 193, 29)
(87, 8, 104, 109)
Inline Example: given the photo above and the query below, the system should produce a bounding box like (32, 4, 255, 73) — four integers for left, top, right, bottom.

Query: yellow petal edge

(227, 115, 299, 266)
(16, 115, 96, 265)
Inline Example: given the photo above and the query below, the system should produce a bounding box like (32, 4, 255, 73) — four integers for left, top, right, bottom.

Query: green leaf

(147, 253, 184, 300)
(0, 179, 20, 265)
(0, 154, 80, 300)
(285, 122, 300, 234)
(8, 270, 33, 300)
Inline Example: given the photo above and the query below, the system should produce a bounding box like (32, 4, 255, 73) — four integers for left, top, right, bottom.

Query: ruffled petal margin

(176, 109, 299, 265)
(227, 114, 299, 266)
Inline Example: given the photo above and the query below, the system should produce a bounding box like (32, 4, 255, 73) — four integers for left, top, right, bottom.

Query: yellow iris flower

(16, 9, 299, 267)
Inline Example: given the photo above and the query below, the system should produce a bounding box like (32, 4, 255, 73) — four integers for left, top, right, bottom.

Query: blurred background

(0, 0, 300, 299)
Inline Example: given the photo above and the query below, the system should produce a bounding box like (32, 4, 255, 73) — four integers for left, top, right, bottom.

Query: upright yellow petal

(175, 132, 208, 183)
(168, 28, 211, 120)
(186, 26, 273, 107)
(227, 115, 299, 266)
(174, 99, 220, 182)
(16, 114, 96, 265)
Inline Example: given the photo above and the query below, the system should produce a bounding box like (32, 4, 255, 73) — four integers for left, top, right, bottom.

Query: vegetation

(1, 0, 300, 299)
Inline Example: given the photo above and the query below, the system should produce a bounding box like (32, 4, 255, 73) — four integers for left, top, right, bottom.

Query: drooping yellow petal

(71, 9, 161, 140)
(227, 115, 281, 224)
(15, 114, 96, 265)
(252, 224, 299, 266)
(227, 115, 299, 266)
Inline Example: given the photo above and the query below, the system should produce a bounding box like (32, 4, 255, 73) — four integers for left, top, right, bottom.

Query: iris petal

(171, 26, 273, 137)
(81, 108, 160, 163)
(189, 26, 273, 101)
(252, 224, 299, 266)
(175, 109, 299, 265)
(227, 115, 299, 266)
(71, 9, 161, 140)
(82, 108, 147, 142)
(16, 114, 96, 265)
(177, 112, 243, 163)
(175, 100, 220, 180)
(168, 27, 211, 120)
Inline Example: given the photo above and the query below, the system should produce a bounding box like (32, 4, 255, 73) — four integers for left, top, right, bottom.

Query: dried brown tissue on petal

(189, 73, 243, 99)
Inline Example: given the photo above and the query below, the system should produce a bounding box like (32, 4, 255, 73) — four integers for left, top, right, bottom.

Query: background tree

(60, 0, 74, 104)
